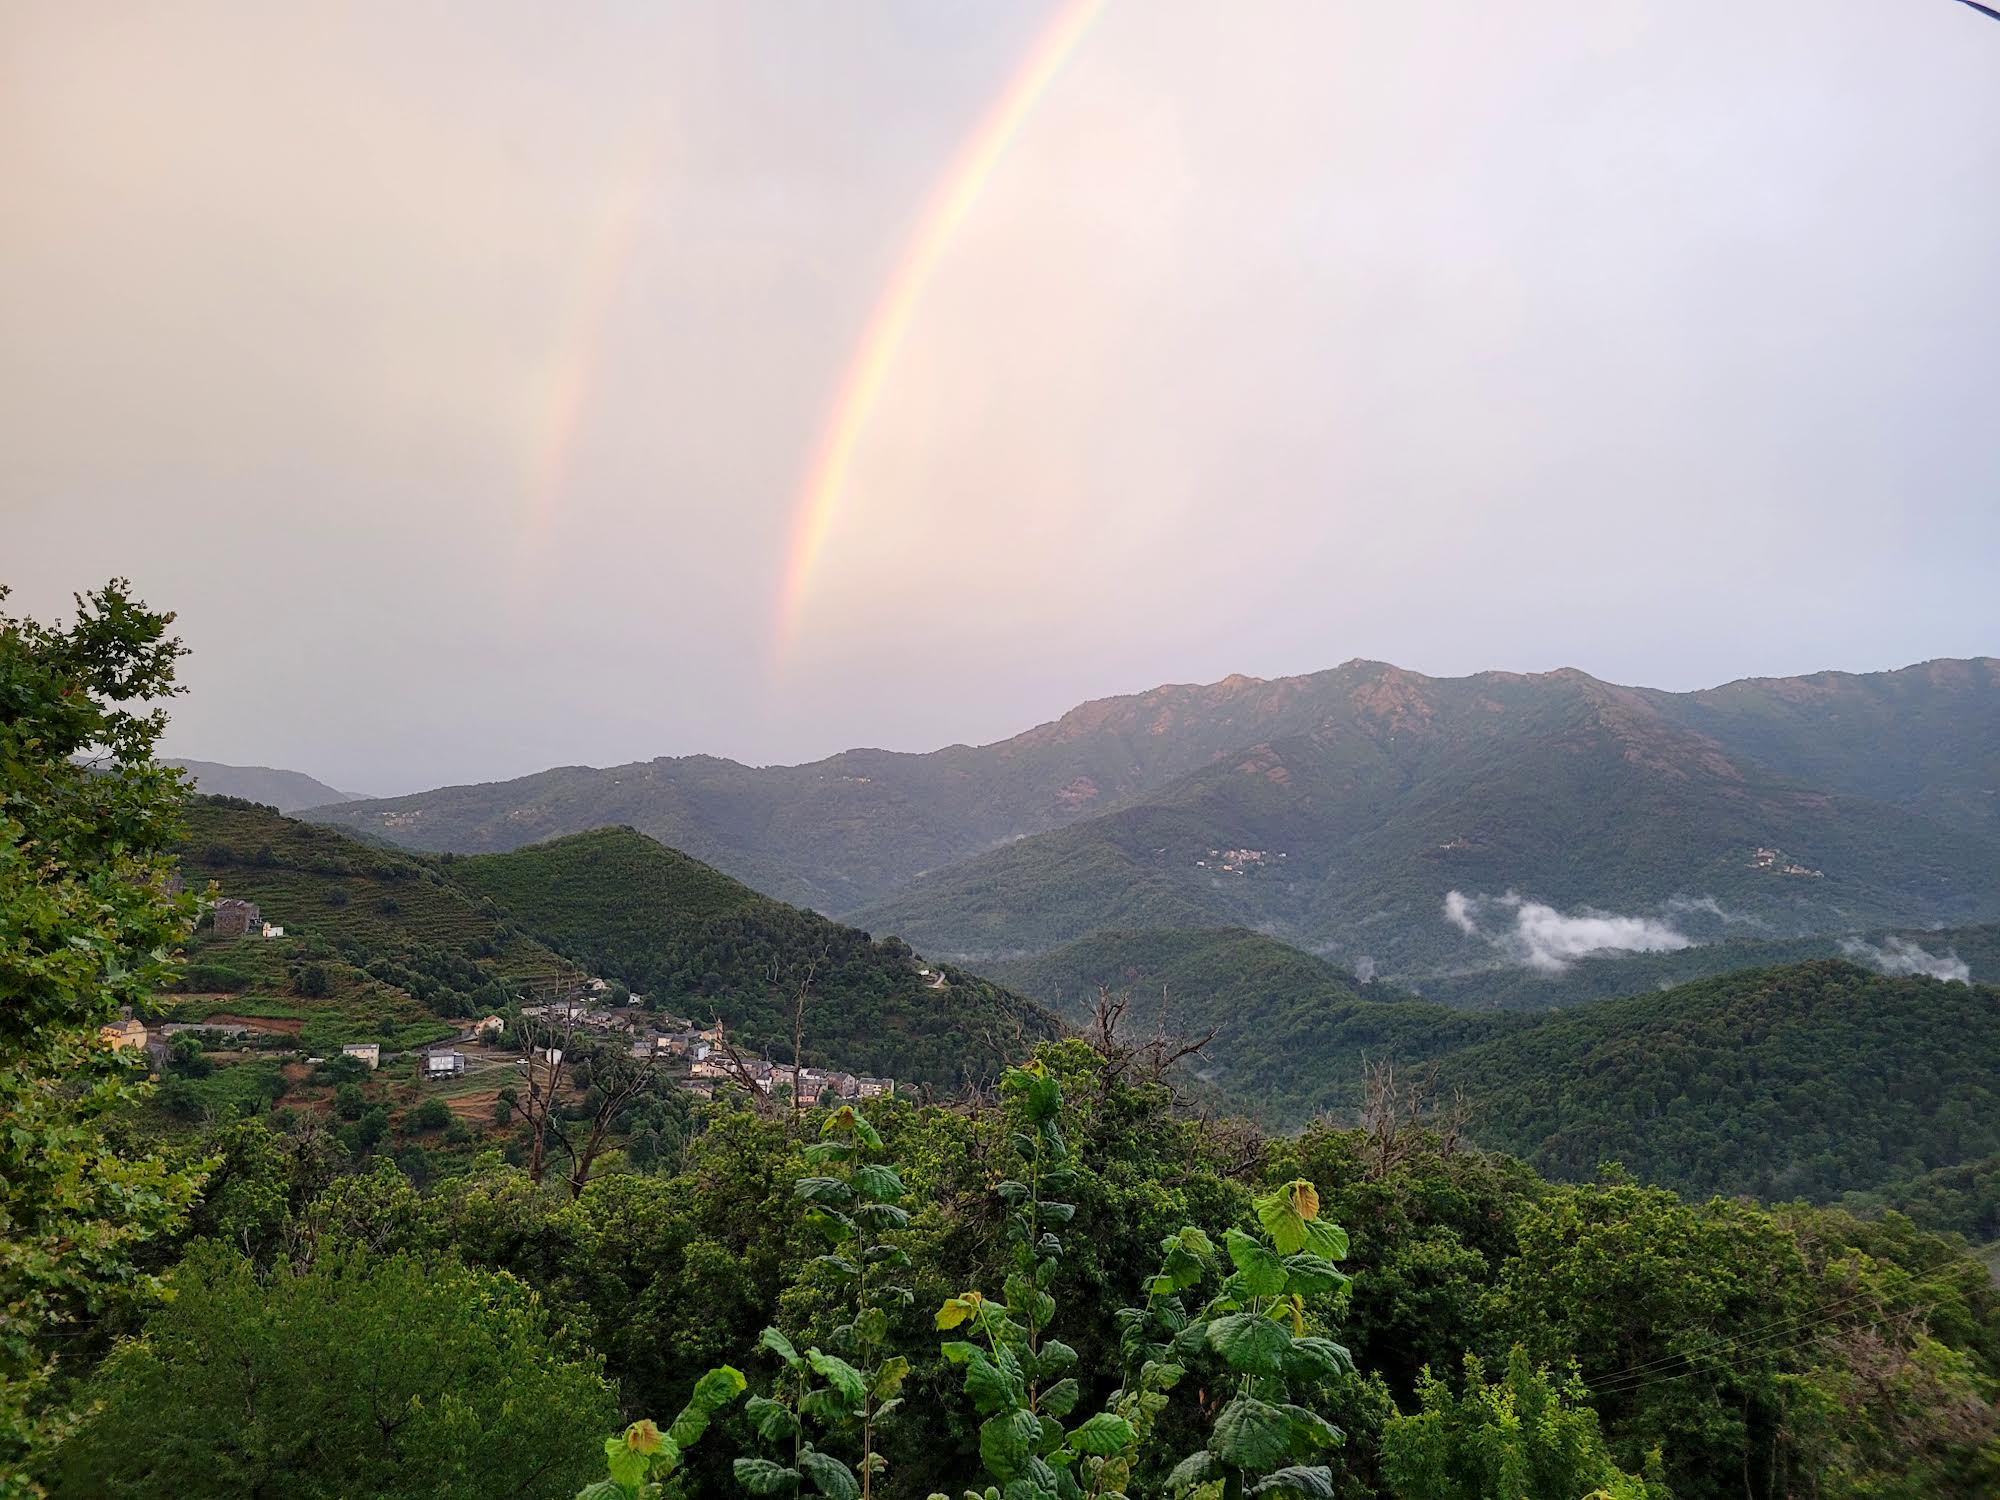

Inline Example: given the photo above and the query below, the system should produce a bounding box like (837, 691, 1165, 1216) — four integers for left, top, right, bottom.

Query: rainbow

(519, 145, 659, 557)
(772, 0, 1107, 657)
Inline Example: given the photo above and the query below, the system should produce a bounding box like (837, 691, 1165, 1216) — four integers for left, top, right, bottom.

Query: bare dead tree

(498, 977, 583, 1184)
(555, 1039, 666, 1198)
(1084, 985, 1218, 1106)
(1356, 1057, 1466, 1178)
(789, 955, 820, 1134)
(713, 1024, 780, 1116)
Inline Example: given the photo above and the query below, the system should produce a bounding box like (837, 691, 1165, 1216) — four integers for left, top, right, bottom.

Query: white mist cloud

(1838, 936, 1970, 984)
(1352, 955, 1377, 984)
(1444, 890, 1696, 974)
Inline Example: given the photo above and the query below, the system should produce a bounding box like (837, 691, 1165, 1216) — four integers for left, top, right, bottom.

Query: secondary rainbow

(772, 0, 1107, 657)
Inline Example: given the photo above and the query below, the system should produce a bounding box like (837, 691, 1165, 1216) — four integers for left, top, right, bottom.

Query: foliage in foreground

(0, 583, 206, 1492)
(56, 1244, 618, 1499)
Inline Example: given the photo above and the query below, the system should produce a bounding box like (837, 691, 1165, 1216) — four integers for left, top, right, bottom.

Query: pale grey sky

(6, 1, 1998, 794)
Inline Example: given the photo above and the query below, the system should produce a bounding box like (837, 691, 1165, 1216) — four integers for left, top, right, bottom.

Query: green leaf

(1208, 1313, 1292, 1376)
(1280, 1406, 1342, 1450)
(605, 1435, 650, 1491)
(1284, 1338, 1356, 1382)
(1280, 1255, 1346, 1298)
(996, 1179, 1032, 1207)
(1040, 1201, 1075, 1224)
(735, 1458, 803, 1495)
(1223, 1231, 1289, 1298)
(1066, 1412, 1135, 1457)
(1038, 1340, 1078, 1376)
(807, 1349, 868, 1406)
(746, 1395, 801, 1442)
(980, 1409, 1041, 1480)
(872, 1354, 911, 1400)
(1210, 1396, 1294, 1472)
(760, 1327, 803, 1367)
(961, 1346, 1024, 1415)
(853, 1202, 911, 1232)
(800, 1448, 861, 1500)
(575, 1482, 626, 1500)
(667, 1365, 746, 1447)
(1039, 1377, 1081, 1418)
(853, 1163, 906, 1202)
(1166, 1452, 1218, 1493)
(1248, 1466, 1334, 1498)
(1253, 1193, 1308, 1256)
(795, 1175, 856, 1206)
(1299, 1219, 1348, 1261)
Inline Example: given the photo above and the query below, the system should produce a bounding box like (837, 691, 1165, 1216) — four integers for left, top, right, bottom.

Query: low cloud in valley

(1445, 890, 1696, 974)
(1838, 936, 1971, 984)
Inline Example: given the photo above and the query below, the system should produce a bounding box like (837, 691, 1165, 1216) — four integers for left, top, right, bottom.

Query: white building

(425, 1051, 466, 1079)
(341, 1042, 381, 1070)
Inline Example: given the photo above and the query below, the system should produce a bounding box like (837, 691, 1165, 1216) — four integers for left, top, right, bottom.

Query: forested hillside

(988, 928, 1527, 1124)
(449, 827, 1060, 1085)
(1436, 961, 2000, 1203)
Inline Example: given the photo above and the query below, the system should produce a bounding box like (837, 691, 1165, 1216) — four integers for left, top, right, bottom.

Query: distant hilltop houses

(208, 897, 285, 938)
(1749, 847, 1825, 879)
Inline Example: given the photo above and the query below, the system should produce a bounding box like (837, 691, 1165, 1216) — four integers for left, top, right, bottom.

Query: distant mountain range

(167, 759, 362, 812)
(304, 657, 2000, 989)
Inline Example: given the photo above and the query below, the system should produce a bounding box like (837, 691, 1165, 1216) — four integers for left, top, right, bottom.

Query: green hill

(1437, 960, 2000, 1203)
(448, 828, 1060, 1086)
(987, 927, 1527, 1125)
(177, 797, 575, 1015)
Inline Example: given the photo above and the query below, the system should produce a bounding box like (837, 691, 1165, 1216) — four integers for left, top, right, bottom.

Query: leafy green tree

(736, 1104, 915, 1500)
(167, 1034, 212, 1078)
(0, 582, 207, 1489)
(52, 1244, 618, 1498)
(412, 1097, 452, 1132)
(1379, 1346, 1666, 1500)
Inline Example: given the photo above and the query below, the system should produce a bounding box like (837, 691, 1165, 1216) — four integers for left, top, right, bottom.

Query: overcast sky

(7, 1, 1998, 795)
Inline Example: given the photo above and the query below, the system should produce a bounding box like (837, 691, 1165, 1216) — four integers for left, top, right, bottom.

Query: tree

(411, 1097, 451, 1132)
(51, 1245, 618, 1499)
(0, 582, 206, 1489)
(1381, 1346, 1666, 1500)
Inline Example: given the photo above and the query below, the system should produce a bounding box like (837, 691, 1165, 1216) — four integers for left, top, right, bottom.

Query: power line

(1585, 1260, 1976, 1400)
(1952, 0, 2000, 24)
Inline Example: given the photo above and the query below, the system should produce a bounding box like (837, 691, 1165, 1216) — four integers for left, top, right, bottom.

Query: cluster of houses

(511, 994, 897, 1103)
(1194, 847, 1284, 875)
(1749, 847, 1825, 879)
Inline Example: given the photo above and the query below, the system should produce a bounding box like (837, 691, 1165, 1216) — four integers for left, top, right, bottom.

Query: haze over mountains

(165, 759, 361, 813)
(304, 656, 2000, 992)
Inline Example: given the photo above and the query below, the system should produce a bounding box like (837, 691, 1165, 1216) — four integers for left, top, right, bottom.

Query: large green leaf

(1300, 1220, 1348, 1262)
(799, 1448, 860, 1500)
(1279, 1405, 1342, 1450)
(1208, 1313, 1292, 1376)
(1223, 1232, 1289, 1299)
(853, 1163, 906, 1203)
(1254, 1193, 1309, 1256)
(872, 1354, 912, 1401)
(853, 1202, 911, 1232)
(1039, 1377, 1081, 1418)
(1066, 1412, 1135, 1456)
(759, 1327, 803, 1367)
(1248, 1466, 1334, 1498)
(1280, 1255, 1346, 1298)
(734, 1458, 802, 1495)
(794, 1176, 856, 1206)
(746, 1395, 801, 1443)
(961, 1345, 1025, 1415)
(604, 1436, 650, 1491)
(667, 1364, 746, 1446)
(980, 1408, 1041, 1480)
(1284, 1338, 1356, 1383)
(1210, 1396, 1294, 1471)
(1166, 1452, 1218, 1493)
(1038, 1339, 1079, 1376)
(807, 1349, 868, 1407)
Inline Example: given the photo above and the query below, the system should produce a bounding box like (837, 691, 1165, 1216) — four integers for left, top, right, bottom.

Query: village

(101, 892, 904, 1115)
